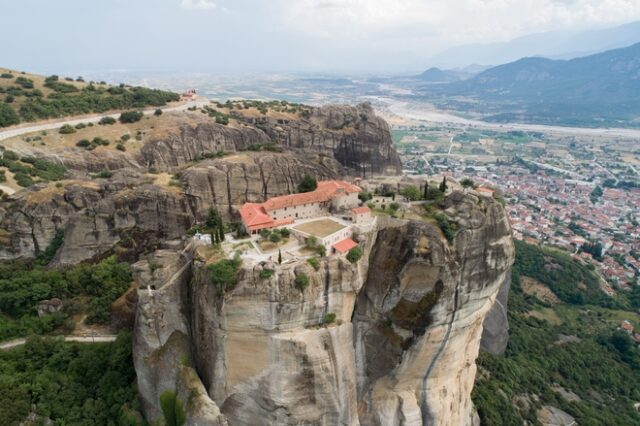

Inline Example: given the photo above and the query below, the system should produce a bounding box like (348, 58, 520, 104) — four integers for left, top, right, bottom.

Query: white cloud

(280, 0, 640, 45)
(181, 0, 217, 10)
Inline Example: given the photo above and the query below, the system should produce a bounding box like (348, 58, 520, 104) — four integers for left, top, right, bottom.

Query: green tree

(346, 246, 363, 263)
(358, 191, 373, 202)
(295, 273, 309, 291)
(118, 111, 143, 123)
(58, 124, 76, 134)
(307, 257, 319, 270)
(434, 213, 457, 243)
(461, 178, 475, 188)
(400, 185, 421, 201)
(324, 313, 336, 324)
(297, 174, 318, 193)
(260, 229, 271, 239)
(205, 208, 221, 230)
(270, 233, 281, 243)
(218, 222, 225, 242)
(423, 182, 429, 199)
(207, 257, 240, 292)
(99, 116, 117, 125)
(278, 249, 282, 264)
(0, 103, 20, 127)
(259, 268, 274, 280)
(590, 186, 604, 203)
(154, 108, 163, 116)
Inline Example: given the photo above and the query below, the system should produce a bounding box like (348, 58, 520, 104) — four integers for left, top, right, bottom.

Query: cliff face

(354, 192, 514, 425)
(140, 103, 401, 176)
(0, 151, 344, 264)
(242, 103, 402, 176)
(133, 190, 514, 425)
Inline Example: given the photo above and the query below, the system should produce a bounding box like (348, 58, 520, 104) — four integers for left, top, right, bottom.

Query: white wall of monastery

(320, 227, 353, 252)
(269, 202, 326, 221)
(352, 212, 372, 225)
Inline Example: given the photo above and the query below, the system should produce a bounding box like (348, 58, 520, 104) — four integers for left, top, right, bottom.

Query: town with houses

(395, 125, 640, 297)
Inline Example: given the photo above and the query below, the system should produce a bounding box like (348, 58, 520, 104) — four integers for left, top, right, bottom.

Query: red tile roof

(239, 203, 272, 228)
(240, 180, 360, 232)
(352, 206, 371, 215)
(333, 238, 358, 254)
(262, 180, 360, 211)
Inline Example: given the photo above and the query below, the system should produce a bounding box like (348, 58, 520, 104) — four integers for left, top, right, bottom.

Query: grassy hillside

(473, 240, 640, 425)
(0, 68, 179, 127)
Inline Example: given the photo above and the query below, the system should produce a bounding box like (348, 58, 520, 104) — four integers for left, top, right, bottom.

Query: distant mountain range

(430, 20, 640, 68)
(416, 67, 462, 83)
(421, 42, 640, 127)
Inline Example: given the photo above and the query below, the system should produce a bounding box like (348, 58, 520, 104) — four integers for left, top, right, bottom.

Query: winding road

(0, 99, 209, 142)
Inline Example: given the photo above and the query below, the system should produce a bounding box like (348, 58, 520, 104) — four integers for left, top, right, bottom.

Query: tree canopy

(297, 175, 317, 193)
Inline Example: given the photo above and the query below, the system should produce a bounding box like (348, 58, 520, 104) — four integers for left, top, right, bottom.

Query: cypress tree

(439, 176, 447, 193)
(218, 223, 225, 242)
(423, 181, 429, 199)
(278, 249, 282, 264)
(206, 208, 220, 230)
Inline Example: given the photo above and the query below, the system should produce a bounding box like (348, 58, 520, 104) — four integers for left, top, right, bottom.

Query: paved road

(446, 135, 454, 155)
(0, 334, 117, 350)
(0, 100, 209, 142)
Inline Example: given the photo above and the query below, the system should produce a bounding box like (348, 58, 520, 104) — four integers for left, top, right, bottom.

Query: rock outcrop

(133, 191, 514, 425)
(139, 103, 401, 176)
(0, 104, 399, 264)
(0, 152, 343, 264)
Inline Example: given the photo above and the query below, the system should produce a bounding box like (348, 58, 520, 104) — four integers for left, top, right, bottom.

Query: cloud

(279, 0, 640, 45)
(181, 0, 217, 10)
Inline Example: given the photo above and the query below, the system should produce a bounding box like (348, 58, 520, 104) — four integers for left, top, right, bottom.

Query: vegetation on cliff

(0, 149, 66, 187)
(473, 240, 640, 425)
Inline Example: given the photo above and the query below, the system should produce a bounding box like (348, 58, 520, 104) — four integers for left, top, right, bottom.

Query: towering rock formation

(140, 102, 402, 175)
(133, 190, 514, 425)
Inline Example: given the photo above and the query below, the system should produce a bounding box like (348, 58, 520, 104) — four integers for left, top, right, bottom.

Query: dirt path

(0, 99, 209, 142)
(0, 334, 117, 350)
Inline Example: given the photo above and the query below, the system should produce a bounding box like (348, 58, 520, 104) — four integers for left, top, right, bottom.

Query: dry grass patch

(521, 276, 560, 305)
(222, 154, 255, 165)
(526, 308, 562, 325)
(293, 219, 345, 238)
(24, 183, 66, 204)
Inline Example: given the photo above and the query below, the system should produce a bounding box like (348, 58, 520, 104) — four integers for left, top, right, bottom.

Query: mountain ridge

(429, 20, 640, 68)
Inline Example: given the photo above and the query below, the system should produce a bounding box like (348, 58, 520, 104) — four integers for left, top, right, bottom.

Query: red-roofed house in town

(239, 180, 361, 235)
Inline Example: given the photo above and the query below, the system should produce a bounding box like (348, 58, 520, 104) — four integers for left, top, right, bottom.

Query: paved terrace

(220, 215, 368, 265)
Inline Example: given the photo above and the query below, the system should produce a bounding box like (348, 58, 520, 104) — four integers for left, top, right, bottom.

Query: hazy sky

(3, 0, 640, 74)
